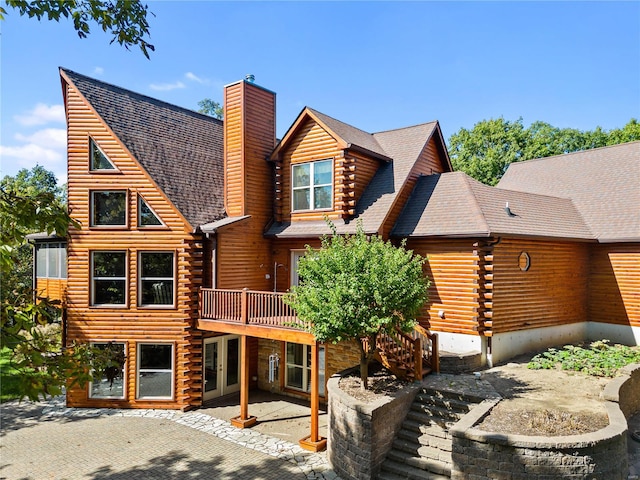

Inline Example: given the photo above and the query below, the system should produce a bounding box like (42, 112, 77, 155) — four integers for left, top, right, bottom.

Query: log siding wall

(588, 244, 640, 329)
(64, 81, 202, 409)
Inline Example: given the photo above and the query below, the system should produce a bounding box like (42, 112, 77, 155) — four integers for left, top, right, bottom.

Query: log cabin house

(31, 68, 639, 451)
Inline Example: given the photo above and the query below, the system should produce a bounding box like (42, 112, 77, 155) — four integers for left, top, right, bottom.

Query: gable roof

(60, 68, 226, 229)
(393, 172, 594, 241)
(266, 119, 451, 237)
(497, 142, 640, 242)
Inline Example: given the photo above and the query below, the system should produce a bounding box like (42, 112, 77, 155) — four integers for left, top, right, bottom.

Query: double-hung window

(91, 251, 127, 306)
(36, 242, 67, 279)
(90, 190, 127, 227)
(137, 343, 174, 399)
(139, 252, 175, 307)
(285, 343, 326, 396)
(292, 159, 333, 211)
(89, 342, 126, 399)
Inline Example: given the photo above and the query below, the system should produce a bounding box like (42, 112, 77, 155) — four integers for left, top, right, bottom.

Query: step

(411, 403, 465, 422)
(405, 410, 458, 429)
(386, 449, 452, 476)
(397, 428, 452, 451)
(391, 439, 453, 465)
(401, 419, 452, 438)
(379, 458, 450, 480)
(415, 392, 472, 414)
(421, 387, 486, 404)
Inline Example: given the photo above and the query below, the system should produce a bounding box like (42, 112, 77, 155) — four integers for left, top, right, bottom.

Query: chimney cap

(245, 74, 255, 83)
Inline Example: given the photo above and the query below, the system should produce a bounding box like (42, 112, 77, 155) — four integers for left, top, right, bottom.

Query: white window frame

(90, 250, 127, 307)
(138, 251, 175, 308)
(89, 137, 118, 171)
(285, 343, 326, 397)
(290, 250, 307, 287)
(136, 342, 174, 400)
(90, 190, 128, 228)
(137, 194, 165, 228)
(88, 342, 126, 400)
(35, 242, 67, 279)
(291, 159, 333, 212)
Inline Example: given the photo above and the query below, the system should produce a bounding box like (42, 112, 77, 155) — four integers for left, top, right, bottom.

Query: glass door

(203, 335, 241, 401)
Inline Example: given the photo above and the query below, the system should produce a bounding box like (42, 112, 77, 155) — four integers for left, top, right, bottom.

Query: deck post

(299, 341, 327, 452)
(230, 334, 257, 428)
(241, 288, 248, 324)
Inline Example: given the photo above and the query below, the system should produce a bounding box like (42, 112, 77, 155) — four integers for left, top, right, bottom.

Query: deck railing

(200, 288, 309, 330)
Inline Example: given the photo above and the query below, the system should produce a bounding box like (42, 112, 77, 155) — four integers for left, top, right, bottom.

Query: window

(89, 138, 117, 171)
(36, 242, 67, 279)
(292, 159, 333, 211)
(139, 252, 174, 307)
(137, 343, 173, 399)
(91, 251, 127, 306)
(89, 342, 126, 399)
(138, 195, 163, 227)
(91, 190, 127, 227)
(285, 343, 326, 396)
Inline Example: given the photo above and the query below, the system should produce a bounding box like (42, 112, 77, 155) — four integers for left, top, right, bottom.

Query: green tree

(197, 98, 223, 120)
(0, 166, 116, 400)
(1, 0, 154, 58)
(449, 118, 640, 185)
(284, 222, 429, 390)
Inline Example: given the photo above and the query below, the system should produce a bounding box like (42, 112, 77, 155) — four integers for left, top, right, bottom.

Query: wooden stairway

(373, 325, 439, 381)
(377, 387, 484, 480)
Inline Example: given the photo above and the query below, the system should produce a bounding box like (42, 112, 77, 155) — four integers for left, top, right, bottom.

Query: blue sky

(1, 1, 639, 184)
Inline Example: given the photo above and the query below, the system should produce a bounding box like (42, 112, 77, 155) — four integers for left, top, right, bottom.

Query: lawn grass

(0, 347, 23, 402)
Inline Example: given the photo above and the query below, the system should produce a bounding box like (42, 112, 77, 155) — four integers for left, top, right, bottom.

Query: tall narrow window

(139, 252, 174, 307)
(89, 342, 126, 399)
(285, 343, 326, 396)
(91, 251, 127, 306)
(91, 190, 127, 227)
(138, 195, 163, 227)
(89, 138, 116, 171)
(292, 159, 333, 211)
(137, 343, 173, 399)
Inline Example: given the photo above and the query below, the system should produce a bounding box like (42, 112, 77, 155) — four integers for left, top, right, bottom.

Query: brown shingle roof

(61, 68, 225, 229)
(497, 142, 640, 242)
(266, 120, 447, 237)
(393, 172, 594, 241)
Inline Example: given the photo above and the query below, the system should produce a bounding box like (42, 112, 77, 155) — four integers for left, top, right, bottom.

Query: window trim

(137, 194, 166, 229)
(138, 251, 176, 308)
(284, 342, 326, 397)
(89, 137, 118, 172)
(35, 242, 67, 279)
(291, 159, 333, 212)
(90, 190, 129, 228)
(88, 341, 127, 400)
(90, 250, 128, 308)
(136, 342, 175, 400)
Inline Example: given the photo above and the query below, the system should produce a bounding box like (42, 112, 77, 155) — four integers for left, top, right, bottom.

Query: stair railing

(410, 324, 439, 373)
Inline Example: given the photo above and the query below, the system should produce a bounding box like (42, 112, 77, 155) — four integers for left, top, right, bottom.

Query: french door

(203, 335, 241, 401)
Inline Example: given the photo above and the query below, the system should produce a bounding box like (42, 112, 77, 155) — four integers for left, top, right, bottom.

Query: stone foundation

(439, 350, 483, 374)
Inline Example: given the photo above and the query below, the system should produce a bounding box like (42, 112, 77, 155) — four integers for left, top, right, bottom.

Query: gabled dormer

(267, 108, 452, 238)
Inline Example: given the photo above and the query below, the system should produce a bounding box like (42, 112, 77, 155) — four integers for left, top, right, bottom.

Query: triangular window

(90, 138, 117, 171)
(138, 195, 164, 227)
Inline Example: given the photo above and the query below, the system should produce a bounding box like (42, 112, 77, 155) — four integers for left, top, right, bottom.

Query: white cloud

(149, 81, 186, 91)
(15, 128, 67, 150)
(0, 144, 67, 184)
(185, 72, 209, 84)
(93, 66, 105, 75)
(14, 103, 65, 126)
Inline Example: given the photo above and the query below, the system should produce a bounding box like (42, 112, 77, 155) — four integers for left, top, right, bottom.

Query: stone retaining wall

(450, 363, 640, 480)
(326, 371, 421, 480)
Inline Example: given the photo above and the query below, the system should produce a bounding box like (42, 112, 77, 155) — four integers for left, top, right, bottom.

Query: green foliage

(527, 340, 640, 377)
(449, 118, 640, 185)
(1, 0, 155, 58)
(284, 220, 429, 388)
(197, 98, 224, 120)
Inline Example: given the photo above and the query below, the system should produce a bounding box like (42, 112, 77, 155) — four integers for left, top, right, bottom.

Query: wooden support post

(231, 334, 257, 428)
(299, 341, 327, 452)
(414, 337, 422, 379)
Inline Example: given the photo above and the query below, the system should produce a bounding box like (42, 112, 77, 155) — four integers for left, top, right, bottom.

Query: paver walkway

(0, 396, 339, 480)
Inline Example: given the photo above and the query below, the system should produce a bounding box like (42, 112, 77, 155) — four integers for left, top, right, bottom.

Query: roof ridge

(459, 174, 492, 234)
(60, 67, 223, 125)
(373, 120, 438, 135)
(507, 140, 640, 167)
